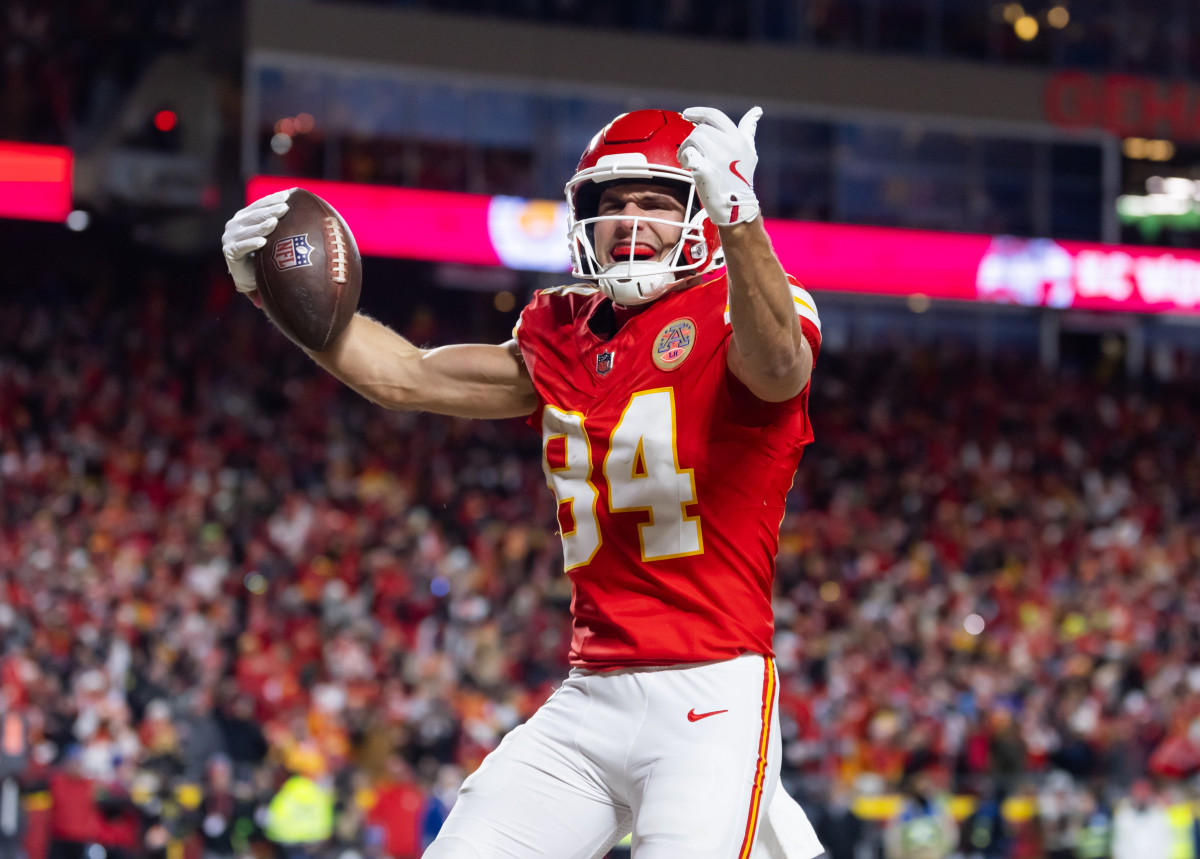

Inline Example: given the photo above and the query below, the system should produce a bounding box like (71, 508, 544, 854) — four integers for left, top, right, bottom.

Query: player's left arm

(718, 219, 812, 402)
(680, 106, 814, 403)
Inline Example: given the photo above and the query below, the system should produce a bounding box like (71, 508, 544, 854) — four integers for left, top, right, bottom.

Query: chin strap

(597, 261, 676, 305)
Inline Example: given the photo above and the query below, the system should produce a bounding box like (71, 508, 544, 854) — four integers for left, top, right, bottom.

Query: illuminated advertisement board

(0, 143, 72, 223)
(248, 176, 1200, 315)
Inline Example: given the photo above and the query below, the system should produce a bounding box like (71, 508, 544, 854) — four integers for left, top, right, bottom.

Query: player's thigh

(629, 656, 782, 859)
(425, 769, 629, 859)
(425, 682, 630, 859)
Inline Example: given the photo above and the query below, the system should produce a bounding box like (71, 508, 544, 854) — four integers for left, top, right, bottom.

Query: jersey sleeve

(785, 275, 822, 364)
(513, 284, 601, 431)
(721, 274, 822, 364)
(513, 291, 556, 426)
(514, 285, 596, 354)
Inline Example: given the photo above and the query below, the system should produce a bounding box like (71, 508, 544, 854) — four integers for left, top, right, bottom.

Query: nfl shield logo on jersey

(596, 350, 613, 375)
(271, 234, 314, 271)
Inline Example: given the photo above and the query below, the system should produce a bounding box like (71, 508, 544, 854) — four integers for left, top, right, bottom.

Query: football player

(223, 107, 823, 858)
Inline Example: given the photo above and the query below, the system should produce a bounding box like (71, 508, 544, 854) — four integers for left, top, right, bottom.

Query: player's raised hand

(678, 106, 762, 227)
(221, 189, 293, 295)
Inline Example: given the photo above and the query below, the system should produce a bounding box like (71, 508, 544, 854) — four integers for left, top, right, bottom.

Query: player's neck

(588, 299, 642, 339)
(592, 275, 707, 338)
(612, 300, 648, 329)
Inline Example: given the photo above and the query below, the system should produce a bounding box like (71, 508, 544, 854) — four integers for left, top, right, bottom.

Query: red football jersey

(515, 272, 821, 669)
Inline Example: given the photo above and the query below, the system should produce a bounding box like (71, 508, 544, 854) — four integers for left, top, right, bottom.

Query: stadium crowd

(2, 239, 1200, 859)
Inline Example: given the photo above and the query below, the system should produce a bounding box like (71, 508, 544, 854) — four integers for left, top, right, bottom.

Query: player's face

(593, 183, 688, 267)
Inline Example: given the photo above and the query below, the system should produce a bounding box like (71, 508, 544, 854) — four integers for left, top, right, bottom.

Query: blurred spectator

(47, 748, 138, 859)
(176, 692, 226, 782)
(810, 780, 863, 859)
(213, 694, 267, 778)
(1037, 771, 1077, 859)
(418, 764, 462, 853)
(1066, 787, 1112, 859)
(363, 756, 422, 859)
(1005, 782, 1045, 859)
(0, 707, 29, 859)
(1161, 783, 1198, 859)
(1112, 779, 1170, 859)
(137, 702, 182, 776)
(883, 770, 957, 859)
(196, 755, 238, 859)
(263, 771, 332, 859)
(47, 751, 97, 859)
(961, 789, 1012, 859)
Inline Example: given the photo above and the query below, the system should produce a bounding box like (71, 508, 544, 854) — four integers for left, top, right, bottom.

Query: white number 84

(542, 389, 703, 570)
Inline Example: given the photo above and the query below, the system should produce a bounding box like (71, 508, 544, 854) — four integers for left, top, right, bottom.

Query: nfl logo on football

(272, 234, 314, 271)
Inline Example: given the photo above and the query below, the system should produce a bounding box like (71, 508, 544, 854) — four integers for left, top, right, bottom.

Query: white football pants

(423, 654, 822, 859)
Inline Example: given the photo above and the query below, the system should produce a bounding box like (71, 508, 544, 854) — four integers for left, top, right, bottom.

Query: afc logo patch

(271, 234, 314, 271)
(596, 350, 613, 375)
(652, 318, 697, 371)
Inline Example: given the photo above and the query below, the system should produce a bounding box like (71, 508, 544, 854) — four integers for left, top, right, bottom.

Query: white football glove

(678, 106, 762, 227)
(220, 189, 293, 293)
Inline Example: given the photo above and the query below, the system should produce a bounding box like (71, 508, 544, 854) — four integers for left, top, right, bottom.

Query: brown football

(253, 189, 361, 351)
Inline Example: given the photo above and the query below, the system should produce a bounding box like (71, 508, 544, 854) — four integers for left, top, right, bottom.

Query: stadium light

(1046, 5, 1069, 28)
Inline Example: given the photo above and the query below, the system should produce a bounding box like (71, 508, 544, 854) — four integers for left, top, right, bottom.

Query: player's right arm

(306, 316, 536, 419)
(222, 193, 537, 420)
